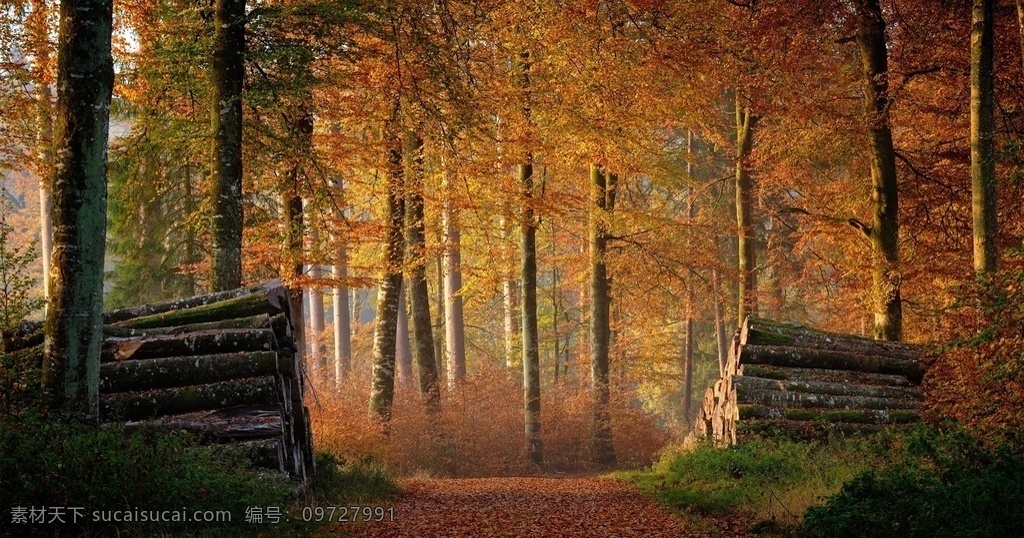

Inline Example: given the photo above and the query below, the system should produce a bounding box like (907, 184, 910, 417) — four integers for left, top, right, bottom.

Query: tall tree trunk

(434, 253, 445, 381)
(281, 191, 304, 367)
(28, 0, 53, 310)
(589, 163, 617, 465)
(396, 281, 413, 384)
(442, 165, 467, 385)
(713, 268, 728, 376)
(332, 178, 351, 383)
(406, 132, 440, 408)
(41, 0, 114, 418)
(683, 131, 695, 421)
(854, 0, 903, 342)
(308, 257, 326, 373)
(971, 0, 998, 275)
(369, 132, 405, 423)
(500, 210, 519, 369)
(518, 52, 543, 465)
(208, 0, 245, 292)
(735, 98, 759, 326)
(551, 223, 561, 384)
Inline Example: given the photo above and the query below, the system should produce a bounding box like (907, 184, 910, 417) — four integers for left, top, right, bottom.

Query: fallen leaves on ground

(339, 476, 752, 537)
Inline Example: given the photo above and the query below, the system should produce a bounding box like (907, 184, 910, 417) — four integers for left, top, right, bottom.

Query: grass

(0, 413, 399, 537)
(619, 435, 896, 534)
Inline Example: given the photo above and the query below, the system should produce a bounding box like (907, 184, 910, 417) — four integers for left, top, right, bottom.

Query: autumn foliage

(309, 364, 667, 477)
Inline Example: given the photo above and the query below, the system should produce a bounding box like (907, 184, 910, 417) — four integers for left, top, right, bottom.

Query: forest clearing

(2, 0, 1024, 536)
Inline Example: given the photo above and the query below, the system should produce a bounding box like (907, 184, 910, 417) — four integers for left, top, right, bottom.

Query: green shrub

(802, 429, 1024, 538)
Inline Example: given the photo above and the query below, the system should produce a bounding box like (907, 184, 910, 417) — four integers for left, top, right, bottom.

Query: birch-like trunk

(208, 0, 245, 292)
(332, 178, 351, 383)
(41, 0, 114, 418)
(854, 0, 902, 341)
(29, 0, 53, 308)
(500, 210, 519, 369)
(441, 167, 466, 385)
(971, 0, 998, 275)
(308, 224, 326, 373)
(396, 281, 413, 384)
(369, 134, 405, 423)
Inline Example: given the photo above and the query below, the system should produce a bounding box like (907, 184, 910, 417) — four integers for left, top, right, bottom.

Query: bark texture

(854, 0, 902, 341)
(735, 100, 759, 326)
(369, 134, 405, 423)
(406, 132, 440, 408)
(971, 0, 998, 275)
(442, 167, 467, 385)
(208, 0, 245, 292)
(589, 164, 617, 466)
(41, 0, 114, 418)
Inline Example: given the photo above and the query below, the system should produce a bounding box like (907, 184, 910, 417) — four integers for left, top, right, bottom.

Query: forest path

(341, 475, 741, 537)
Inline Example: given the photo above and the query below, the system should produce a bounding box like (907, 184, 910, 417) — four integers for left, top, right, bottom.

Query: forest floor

(338, 475, 753, 537)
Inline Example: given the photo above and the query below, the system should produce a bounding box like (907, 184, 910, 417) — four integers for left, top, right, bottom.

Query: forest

(1, 0, 1024, 536)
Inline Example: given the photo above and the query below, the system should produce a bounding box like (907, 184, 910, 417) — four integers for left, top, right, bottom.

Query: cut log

(739, 364, 916, 387)
(123, 405, 284, 441)
(102, 329, 276, 362)
(740, 344, 923, 382)
(735, 386, 918, 411)
(103, 314, 271, 338)
(103, 279, 283, 324)
(732, 374, 923, 401)
(737, 405, 921, 424)
(100, 351, 280, 392)
(109, 291, 287, 330)
(741, 318, 921, 362)
(101, 376, 278, 420)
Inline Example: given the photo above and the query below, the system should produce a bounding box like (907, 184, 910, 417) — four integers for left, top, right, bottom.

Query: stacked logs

(1, 280, 314, 481)
(696, 317, 925, 444)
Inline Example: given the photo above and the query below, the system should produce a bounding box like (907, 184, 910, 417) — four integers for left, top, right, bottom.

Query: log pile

(2, 280, 314, 481)
(696, 317, 925, 444)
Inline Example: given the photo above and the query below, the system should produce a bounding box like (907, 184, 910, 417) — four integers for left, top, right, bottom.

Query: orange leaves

(346, 476, 709, 537)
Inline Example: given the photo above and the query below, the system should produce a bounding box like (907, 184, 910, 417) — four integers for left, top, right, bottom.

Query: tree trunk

(683, 131, 695, 421)
(208, 0, 245, 292)
(103, 313, 271, 337)
(282, 189, 305, 366)
(102, 329, 277, 362)
(713, 268, 728, 376)
(854, 0, 902, 341)
(971, 0, 998, 275)
(405, 132, 440, 408)
(589, 164, 617, 465)
(441, 164, 467, 385)
(735, 98, 759, 326)
(433, 253, 445, 381)
(742, 317, 920, 360)
(41, 0, 114, 418)
(28, 0, 53, 311)
(101, 376, 278, 421)
(518, 51, 543, 465)
(500, 209, 519, 369)
(369, 133, 405, 423)
(108, 290, 285, 329)
(308, 249, 326, 373)
(396, 281, 413, 384)
(739, 344, 922, 381)
(332, 177, 352, 382)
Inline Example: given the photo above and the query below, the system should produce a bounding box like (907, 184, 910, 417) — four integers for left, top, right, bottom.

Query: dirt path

(341, 476, 736, 537)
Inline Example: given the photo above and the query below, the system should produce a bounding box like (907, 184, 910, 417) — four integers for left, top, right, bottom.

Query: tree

(41, 0, 114, 417)
(518, 51, 543, 466)
(369, 125, 405, 423)
(441, 155, 466, 384)
(27, 0, 53, 311)
(735, 98, 759, 326)
(405, 131, 440, 408)
(332, 177, 352, 382)
(209, 0, 245, 292)
(851, 0, 902, 341)
(971, 0, 997, 276)
(589, 163, 617, 466)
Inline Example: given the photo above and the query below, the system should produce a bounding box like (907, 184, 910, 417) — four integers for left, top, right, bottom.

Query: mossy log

(102, 329, 276, 362)
(103, 314, 271, 338)
(741, 318, 921, 361)
(737, 405, 921, 424)
(103, 279, 284, 324)
(101, 376, 278, 420)
(100, 351, 280, 392)
(732, 373, 923, 401)
(740, 364, 917, 387)
(109, 291, 286, 330)
(740, 344, 923, 382)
